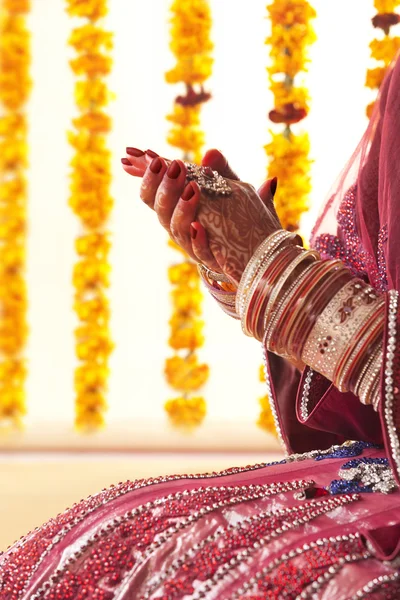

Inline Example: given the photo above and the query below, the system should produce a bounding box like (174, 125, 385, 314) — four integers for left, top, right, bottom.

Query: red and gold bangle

(245, 245, 303, 339)
(355, 342, 383, 405)
(236, 230, 297, 317)
(263, 258, 319, 350)
(334, 298, 385, 392)
(275, 260, 344, 357)
(288, 268, 354, 361)
(301, 279, 381, 382)
(267, 259, 337, 354)
(348, 324, 383, 394)
(241, 244, 295, 335)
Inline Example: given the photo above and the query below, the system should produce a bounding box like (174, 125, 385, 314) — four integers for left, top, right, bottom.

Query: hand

(121, 147, 282, 284)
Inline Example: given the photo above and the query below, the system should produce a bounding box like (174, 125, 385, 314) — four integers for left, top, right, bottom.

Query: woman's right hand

(121, 148, 278, 277)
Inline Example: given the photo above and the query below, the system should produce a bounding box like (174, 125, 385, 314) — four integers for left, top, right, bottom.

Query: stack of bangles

(197, 229, 385, 411)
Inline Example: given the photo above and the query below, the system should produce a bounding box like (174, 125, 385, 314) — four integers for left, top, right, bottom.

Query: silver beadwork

(185, 163, 232, 196)
(338, 461, 397, 494)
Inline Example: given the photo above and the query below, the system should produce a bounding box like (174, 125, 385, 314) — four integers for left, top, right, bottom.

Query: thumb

(258, 177, 281, 225)
(201, 149, 240, 181)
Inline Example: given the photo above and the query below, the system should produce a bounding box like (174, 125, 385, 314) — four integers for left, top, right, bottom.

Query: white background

(22, 0, 376, 442)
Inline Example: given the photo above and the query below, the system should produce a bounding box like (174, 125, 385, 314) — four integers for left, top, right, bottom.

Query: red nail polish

(145, 149, 159, 158)
(167, 160, 181, 179)
(182, 182, 195, 201)
(121, 158, 131, 165)
(190, 224, 198, 239)
(150, 157, 162, 174)
(126, 147, 144, 157)
(271, 177, 278, 197)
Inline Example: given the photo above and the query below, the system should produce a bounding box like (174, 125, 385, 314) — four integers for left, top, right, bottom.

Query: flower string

(0, 0, 31, 428)
(259, 0, 316, 435)
(66, 0, 114, 431)
(164, 0, 213, 427)
(366, 0, 400, 118)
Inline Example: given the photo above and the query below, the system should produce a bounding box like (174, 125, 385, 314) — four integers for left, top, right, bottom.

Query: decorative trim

(350, 571, 400, 599)
(380, 289, 400, 483)
(299, 368, 314, 421)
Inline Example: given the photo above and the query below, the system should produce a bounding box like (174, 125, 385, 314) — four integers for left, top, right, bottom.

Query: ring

(184, 163, 232, 196)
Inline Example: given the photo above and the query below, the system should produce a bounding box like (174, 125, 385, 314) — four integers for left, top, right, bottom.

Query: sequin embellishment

(313, 185, 388, 292)
(328, 457, 397, 495)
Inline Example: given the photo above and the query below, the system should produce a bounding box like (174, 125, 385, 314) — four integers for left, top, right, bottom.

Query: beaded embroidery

(328, 457, 397, 495)
(233, 533, 368, 599)
(313, 185, 388, 292)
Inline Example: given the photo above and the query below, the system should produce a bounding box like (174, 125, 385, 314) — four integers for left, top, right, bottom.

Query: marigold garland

(365, 0, 400, 118)
(164, 0, 213, 428)
(259, 0, 316, 436)
(66, 0, 114, 431)
(0, 0, 31, 428)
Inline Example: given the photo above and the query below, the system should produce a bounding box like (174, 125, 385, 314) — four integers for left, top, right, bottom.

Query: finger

(122, 147, 148, 177)
(169, 182, 200, 257)
(257, 176, 281, 225)
(155, 159, 187, 232)
(201, 148, 240, 180)
(190, 222, 221, 272)
(121, 157, 145, 177)
(140, 157, 168, 209)
(144, 149, 172, 169)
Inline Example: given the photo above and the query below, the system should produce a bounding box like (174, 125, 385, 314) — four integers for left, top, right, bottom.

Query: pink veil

(309, 53, 400, 293)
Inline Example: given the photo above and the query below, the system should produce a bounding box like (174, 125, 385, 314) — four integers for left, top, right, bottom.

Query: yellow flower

(66, 0, 108, 21)
(75, 406, 106, 431)
(269, 80, 309, 112)
(169, 322, 204, 351)
(73, 258, 110, 291)
(374, 0, 400, 12)
(75, 325, 113, 362)
(166, 104, 201, 127)
(259, 364, 266, 382)
(165, 396, 206, 427)
(75, 362, 109, 394)
(168, 262, 198, 285)
(68, 24, 113, 53)
(165, 354, 209, 391)
(3, 0, 30, 12)
(75, 232, 111, 259)
(365, 66, 387, 90)
(73, 111, 112, 134)
(267, 0, 317, 26)
(74, 293, 110, 325)
(370, 37, 400, 65)
(70, 53, 112, 77)
(75, 80, 111, 111)
(366, 101, 376, 119)
(171, 286, 202, 314)
(257, 395, 278, 437)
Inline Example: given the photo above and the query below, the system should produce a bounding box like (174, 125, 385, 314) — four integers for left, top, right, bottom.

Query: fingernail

(190, 223, 198, 239)
(121, 158, 131, 165)
(150, 157, 162, 174)
(167, 160, 181, 179)
(126, 147, 144, 157)
(145, 149, 159, 158)
(271, 177, 278, 197)
(182, 182, 195, 201)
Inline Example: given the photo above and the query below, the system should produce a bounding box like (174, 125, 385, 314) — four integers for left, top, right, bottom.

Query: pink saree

(2, 57, 400, 600)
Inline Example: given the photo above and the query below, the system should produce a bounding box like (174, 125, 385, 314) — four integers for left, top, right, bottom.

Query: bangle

(301, 278, 380, 381)
(197, 263, 234, 286)
(273, 259, 343, 357)
(241, 245, 292, 335)
(236, 230, 296, 317)
(357, 343, 383, 405)
(245, 245, 303, 339)
(263, 259, 318, 350)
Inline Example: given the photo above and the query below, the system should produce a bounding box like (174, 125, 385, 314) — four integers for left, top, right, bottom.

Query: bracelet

(301, 278, 380, 381)
(273, 259, 344, 357)
(263, 259, 318, 350)
(197, 263, 234, 286)
(236, 230, 296, 317)
(357, 344, 383, 405)
(241, 244, 293, 335)
(244, 245, 303, 338)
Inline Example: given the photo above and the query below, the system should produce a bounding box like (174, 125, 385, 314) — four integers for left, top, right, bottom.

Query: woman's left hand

(122, 148, 282, 285)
